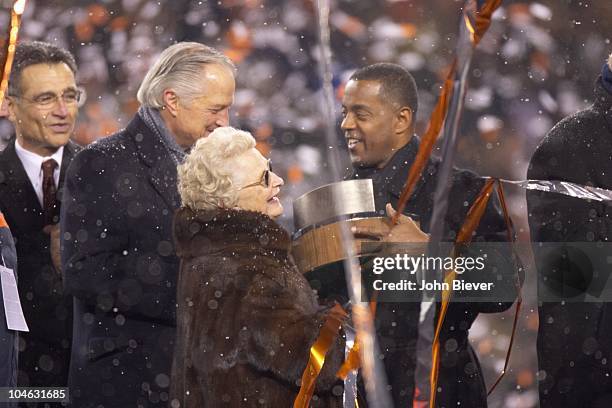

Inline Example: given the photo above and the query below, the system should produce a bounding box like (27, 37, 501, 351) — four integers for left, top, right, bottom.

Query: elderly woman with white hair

(171, 127, 345, 407)
(62, 41, 236, 407)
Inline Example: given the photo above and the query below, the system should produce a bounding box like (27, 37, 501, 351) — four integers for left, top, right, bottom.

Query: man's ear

(162, 89, 179, 117)
(5, 97, 17, 123)
(394, 107, 413, 134)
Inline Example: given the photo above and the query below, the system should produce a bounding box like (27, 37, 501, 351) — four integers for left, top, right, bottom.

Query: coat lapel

(148, 159, 181, 210)
(50, 140, 81, 223)
(58, 140, 79, 189)
(127, 115, 181, 210)
(0, 139, 44, 228)
(351, 137, 428, 212)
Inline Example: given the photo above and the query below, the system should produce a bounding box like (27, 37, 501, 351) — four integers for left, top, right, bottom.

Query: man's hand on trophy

(383, 203, 429, 243)
(351, 203, 429, 243)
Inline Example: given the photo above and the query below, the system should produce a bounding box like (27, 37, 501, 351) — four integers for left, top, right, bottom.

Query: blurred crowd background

(1, 0, 610, 406)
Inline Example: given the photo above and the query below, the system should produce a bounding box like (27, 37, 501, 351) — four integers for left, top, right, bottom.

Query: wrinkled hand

(43, 224, 62, 275)
(351, 203, 429, 244)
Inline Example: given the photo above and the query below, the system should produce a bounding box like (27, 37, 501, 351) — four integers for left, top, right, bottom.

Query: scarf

(138, 106, 186, 165)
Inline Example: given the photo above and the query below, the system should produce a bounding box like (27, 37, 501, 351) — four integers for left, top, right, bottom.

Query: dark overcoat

(0, 211, 18, 408)
(351, 138, 518, 407)
(527, 77, 612, 407)
(61, 114, 181, 407)
(171, 207, 345, 408)
(0, 139, 77, 387)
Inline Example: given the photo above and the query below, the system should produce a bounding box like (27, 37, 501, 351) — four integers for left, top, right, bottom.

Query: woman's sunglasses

(239, 160, 273, 190)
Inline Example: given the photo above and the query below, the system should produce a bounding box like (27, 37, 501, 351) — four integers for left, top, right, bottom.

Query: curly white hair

(178, 126, 256, 210)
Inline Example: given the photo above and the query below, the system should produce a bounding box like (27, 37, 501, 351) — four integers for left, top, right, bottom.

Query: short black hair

(349, 62, 418, 116)
(8, 41, 77, 96)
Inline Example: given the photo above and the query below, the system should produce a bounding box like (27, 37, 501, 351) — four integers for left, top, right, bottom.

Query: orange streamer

(0, 1, 27, 106)
(336, 294, 378, 380)
(464, 0, 503, 46)
(429, 179, 495, 407)
(390, 0, 505, 401)
(0, 212, 8, 229)
(455, 178, 496, 244)
(486, 181, 523, 395)
(294, 303, 347, 408)
(392, 60, 456, 224)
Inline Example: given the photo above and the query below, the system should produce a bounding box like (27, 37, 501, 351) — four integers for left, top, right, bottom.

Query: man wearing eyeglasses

(0, 41, 80, 390)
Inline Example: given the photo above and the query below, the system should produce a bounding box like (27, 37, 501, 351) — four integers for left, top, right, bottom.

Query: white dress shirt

(14, 139, 64, 207)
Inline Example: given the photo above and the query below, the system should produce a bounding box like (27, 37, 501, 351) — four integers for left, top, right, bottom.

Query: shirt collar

(14, 138, 64, 176)
(351, 136, 419, 179)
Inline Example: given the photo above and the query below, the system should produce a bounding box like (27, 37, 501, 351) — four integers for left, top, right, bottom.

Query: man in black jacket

(61, 42, 236, 407)
(342, 63, 516, 407)
(527, 53, 612, 407)
(0, 41, 80, 389)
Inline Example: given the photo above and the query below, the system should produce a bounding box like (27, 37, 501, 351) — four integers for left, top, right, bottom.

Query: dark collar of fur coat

(173, 207, 290, 258)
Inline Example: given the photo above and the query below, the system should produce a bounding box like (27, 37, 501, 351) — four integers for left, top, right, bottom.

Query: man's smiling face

(341, 79, 402, 169)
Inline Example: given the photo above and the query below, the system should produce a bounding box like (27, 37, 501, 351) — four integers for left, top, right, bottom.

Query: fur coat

(171, 207, 345, 407)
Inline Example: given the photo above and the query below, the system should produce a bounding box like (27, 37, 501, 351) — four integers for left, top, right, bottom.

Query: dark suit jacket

(0, 211, 18, 408)
(0, 139, 77, 387)
(527, 77, 612, 407)
(61, 113, 180, 407)
(351, 138, 518, 408)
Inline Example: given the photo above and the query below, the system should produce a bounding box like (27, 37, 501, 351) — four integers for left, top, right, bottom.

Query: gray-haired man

(61, 42, 235, 407)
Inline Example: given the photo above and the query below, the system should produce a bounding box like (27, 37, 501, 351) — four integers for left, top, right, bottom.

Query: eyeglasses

(11, 89, 82, 109)
(239, 160, 273, 190)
